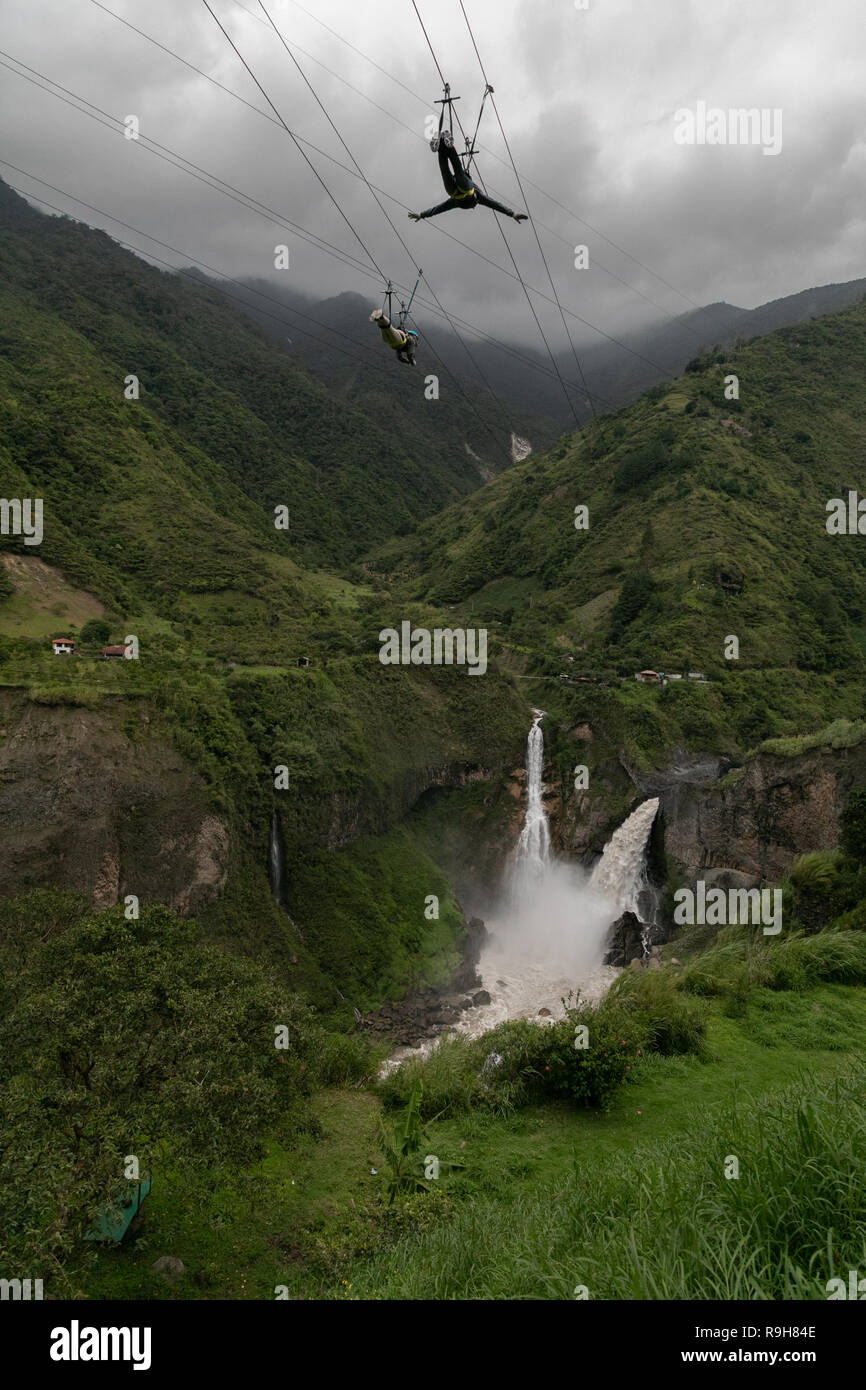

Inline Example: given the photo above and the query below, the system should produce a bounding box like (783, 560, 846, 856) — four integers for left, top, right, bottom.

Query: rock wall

(648, 743, 866, 884)
(0, 692, 230, 914)
(550, 724, 866, 890)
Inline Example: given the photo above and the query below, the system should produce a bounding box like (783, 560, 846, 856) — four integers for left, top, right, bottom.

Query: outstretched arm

(409, 199, 457, 221)
(474, 191, 527, 220)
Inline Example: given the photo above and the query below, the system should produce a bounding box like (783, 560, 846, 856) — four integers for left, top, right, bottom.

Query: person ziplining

(370, 309, 418, 365)
(408, 84, 528, 224)
(370, 275, 421, 365)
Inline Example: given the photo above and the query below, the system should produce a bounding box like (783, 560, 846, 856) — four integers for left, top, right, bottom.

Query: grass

(756, 719, 866, 757)
(0, 555, 104, 639)
(74, 980, 866, 1300)
(342, 1064, 866, 1300)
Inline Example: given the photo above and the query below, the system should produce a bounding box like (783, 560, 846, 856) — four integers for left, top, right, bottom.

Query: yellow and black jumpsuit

(370, 310, 416, 365)
(417, 132, 522, 220)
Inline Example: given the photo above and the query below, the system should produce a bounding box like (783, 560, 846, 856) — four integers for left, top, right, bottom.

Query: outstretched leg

(370, 309, 409, 349)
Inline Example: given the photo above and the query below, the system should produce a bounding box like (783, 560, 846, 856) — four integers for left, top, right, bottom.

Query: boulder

(537, 1007, 552, 1017)
(152, 1256, 185, 1284)
(452, 916, 489, 991)
(604, 911, 644, 967)
(471, 990, 491, 1007)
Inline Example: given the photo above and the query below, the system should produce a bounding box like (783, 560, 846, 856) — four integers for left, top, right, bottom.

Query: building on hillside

(102, 644, 126, 660)
(51, 637, 75, 655)
(297, 656, 311, 668)
(687, 672, 707, 681)
(636, 670, 660, 684)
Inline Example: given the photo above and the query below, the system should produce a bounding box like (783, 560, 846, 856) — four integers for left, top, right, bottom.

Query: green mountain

(0, 176, 532, 1013)
(369, 295, 866, 750)
(230, 269, 866, 436)
(4, 176, 866, 1313)
(0, 178, 512, 581)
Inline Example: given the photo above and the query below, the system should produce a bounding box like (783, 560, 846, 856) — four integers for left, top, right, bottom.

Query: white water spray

(590, 798, 660, 915)
(383, 721, 662, 1070)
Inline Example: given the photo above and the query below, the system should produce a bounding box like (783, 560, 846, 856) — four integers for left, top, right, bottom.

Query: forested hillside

(369, 295, 866, 750)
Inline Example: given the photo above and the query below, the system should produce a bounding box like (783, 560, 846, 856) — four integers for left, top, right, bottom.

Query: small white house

(52, 637, 75, 656)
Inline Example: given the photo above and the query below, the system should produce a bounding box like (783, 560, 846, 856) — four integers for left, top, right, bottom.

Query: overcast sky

(1, 0, 864, 351)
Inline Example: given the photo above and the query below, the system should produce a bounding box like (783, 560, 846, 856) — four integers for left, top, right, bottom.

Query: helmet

(406, 330, 419, 338)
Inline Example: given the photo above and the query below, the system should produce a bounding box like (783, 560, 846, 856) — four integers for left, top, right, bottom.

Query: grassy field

(76, 980, 866, 1301)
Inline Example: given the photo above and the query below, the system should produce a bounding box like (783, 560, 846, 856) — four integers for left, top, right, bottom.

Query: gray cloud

(1, 0, 863, 355)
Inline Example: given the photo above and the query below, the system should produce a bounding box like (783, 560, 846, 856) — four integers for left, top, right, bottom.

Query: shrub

(377, 1035, 482, 1118)
(78, 618, 112, 646)
(788, 851, 864, 932)
(609, 968, 709, 1056)
(380, 995, 668, 1118)
(314, 1030, 384, 1086)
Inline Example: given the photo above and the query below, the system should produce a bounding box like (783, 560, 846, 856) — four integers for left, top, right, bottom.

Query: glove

(514, 213, 528, 222)
(408, 212, 421, 221)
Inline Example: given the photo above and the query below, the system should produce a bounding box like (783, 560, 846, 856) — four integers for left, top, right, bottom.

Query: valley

(2, 171, 866, 1309)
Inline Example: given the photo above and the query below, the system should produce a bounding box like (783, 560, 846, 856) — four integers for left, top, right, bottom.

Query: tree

(608, 569, 657, 642)
(0, 895, 321, 1290)
(639, 521, 656, 562)
(78, 617, 111, 646)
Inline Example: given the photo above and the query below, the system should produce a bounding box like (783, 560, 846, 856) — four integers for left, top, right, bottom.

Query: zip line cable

(277, 0, 702, 313)
(91, 0, 702, 335)
(0, 51, 625, 406)
(231, 0, 698, 337)
(254, 0, 514, 434)
(82, 5, 679, 383)
(411, 0, 584, 426)
(0, 57, 372, 278)
(2, 36, 663, 407)
(0, 164, 378, 364)
(459, 0, 596, 421)
(3, 168, 515, 462)
(212, 5, 509, 443)
(0, 165, 530, 461)
(199, 0, 386, 283)
(458, 1, 600, 428)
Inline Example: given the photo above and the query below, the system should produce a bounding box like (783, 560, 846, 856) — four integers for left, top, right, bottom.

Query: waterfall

(383, 750, 662, 1069)
(590, 797, 660, 922)
(268, 809, 289, 908)
(511, 709, 551, 902)
(268, 810, 305, 938)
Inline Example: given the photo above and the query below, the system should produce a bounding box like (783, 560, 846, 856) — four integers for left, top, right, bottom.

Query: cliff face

(551, 736, 866, 889)
(651, 752, 851, 883)
(0, 692, 230, 914)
